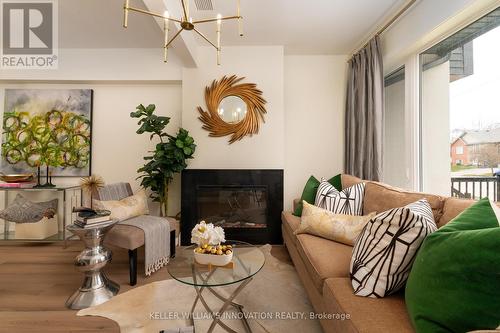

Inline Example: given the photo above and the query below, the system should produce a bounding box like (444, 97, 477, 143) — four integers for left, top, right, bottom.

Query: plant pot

(194, 249, 233, 266)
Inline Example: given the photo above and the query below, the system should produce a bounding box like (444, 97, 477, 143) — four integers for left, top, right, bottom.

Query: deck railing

(451, 176, 500, 202)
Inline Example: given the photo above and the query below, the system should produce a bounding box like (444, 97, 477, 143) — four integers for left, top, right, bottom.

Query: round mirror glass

(217, 96, 248, 123)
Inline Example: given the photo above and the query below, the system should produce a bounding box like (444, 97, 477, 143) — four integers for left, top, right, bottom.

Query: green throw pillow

(293, 174, 342, 216)
(405, 198, 500, 333)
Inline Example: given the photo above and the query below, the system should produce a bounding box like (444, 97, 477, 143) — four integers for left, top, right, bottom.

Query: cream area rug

(78, 245, 322, 333)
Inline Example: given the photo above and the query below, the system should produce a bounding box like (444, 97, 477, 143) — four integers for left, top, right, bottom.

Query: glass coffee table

(168, 241, 265, 333)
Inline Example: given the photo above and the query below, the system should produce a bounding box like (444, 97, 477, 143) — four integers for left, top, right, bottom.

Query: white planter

(194, 249, 233, 266)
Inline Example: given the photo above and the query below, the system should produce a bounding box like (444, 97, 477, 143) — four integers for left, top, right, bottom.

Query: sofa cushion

(439, 197, 475, 227)
(323, 278, 414, 333)
(315, 181, 365, 215)
(363, 182, 444, 222)
(350, 199, 437, 298)
(297, 201, 376, 246)
(406, 198, 500, 333)
(296, 233, 352, 293)
(282, 211, 300, 246)
(341, 174, 364, 189)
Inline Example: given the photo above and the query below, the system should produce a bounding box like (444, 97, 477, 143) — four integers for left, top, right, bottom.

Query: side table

(65, 221, 120, 310)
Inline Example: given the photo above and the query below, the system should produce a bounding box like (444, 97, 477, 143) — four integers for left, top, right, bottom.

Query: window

(383, 66, 407, 188)
(420, 8, 500, 198)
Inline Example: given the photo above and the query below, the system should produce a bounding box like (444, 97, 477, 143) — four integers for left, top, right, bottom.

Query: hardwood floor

(0, 241, 290, 333)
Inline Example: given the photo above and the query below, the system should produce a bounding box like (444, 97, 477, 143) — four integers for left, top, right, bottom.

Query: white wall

(182, 46, 285, 169)
(284, 55, 347, 210)
(0, 48, 182, 81)
(421, 61, 451, 196)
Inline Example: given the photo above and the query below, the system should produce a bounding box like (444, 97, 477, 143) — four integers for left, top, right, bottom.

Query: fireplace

(181, 169, 283, 245)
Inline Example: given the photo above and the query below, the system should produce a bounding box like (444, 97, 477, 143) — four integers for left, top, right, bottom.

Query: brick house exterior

(450, 128, 500, 167)
(450, 138, 469, 165)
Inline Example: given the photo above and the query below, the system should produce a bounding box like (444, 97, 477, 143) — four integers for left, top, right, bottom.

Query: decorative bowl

(0, 173, 34, 183)
(194, 249, 233, 266)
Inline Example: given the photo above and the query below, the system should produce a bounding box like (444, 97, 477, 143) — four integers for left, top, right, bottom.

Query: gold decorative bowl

(0, 173, 34, 183)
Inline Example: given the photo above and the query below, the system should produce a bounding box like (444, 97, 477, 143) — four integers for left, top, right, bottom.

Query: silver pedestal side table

(65, 221, 120, 310)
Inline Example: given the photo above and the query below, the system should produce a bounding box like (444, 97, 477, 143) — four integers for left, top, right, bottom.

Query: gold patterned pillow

(93, 190, 149, 221)
(296, 201, 376, 246)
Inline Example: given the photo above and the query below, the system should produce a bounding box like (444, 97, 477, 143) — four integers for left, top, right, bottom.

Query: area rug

(78, 245, 322, 333)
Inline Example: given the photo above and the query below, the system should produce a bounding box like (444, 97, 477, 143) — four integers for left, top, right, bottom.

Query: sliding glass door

(419, 8, 500, 200)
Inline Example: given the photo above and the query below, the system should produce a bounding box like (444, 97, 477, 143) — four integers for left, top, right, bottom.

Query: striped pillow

(314, 180, 365, 216)
(350, 199, 437, 298)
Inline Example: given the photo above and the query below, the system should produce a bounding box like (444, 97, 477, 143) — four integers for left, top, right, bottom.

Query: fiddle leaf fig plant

(131, 104, 196, 216)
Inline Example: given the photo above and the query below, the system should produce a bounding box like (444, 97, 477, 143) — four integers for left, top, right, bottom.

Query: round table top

(167, 240, 265, 287)
(66, 220, 118, 235)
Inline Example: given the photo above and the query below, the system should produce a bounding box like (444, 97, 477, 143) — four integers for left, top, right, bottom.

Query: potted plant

(131, 104, 196, 216)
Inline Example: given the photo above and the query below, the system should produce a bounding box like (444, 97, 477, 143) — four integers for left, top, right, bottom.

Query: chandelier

(123, 0, 243, 65)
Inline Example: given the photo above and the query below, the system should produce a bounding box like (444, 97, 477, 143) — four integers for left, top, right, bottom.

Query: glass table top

(167, 241, 265, 287)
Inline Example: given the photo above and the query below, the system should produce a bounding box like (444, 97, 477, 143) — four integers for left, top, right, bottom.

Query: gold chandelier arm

(126, 6, 182, 23)
(166, 28, 184, 48)
(193, 15, 241, 24)
(180, 0, 189, 21)
(193, 28, 219, 50)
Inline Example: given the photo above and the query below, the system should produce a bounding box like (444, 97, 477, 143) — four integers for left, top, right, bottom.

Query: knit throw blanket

(119, 215, 170, 276)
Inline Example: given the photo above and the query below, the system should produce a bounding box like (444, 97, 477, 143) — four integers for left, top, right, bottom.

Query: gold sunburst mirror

(197, 75, 267, 144)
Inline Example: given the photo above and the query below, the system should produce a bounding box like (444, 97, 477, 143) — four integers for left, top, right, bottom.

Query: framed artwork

(1, 89, 93, 177)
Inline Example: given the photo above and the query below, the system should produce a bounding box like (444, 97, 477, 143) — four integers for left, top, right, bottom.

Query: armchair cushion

(93, 190, 149, 221)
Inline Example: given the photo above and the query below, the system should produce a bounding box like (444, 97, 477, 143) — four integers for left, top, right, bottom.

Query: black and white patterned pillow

(314, 180, 365, 215)
(350, 199, 437, 298)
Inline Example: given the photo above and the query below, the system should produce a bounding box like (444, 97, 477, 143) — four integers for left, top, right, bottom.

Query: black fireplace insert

(181, 169, 284, 245)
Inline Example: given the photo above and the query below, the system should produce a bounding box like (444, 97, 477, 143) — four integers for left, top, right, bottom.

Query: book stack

(73, 207, 113, 229)
(0, 182, 36, 189)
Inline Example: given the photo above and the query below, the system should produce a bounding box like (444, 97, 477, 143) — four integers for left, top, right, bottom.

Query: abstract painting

(2, 89, 93, 177)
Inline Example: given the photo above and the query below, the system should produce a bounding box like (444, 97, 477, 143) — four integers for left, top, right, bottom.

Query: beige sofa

(282, 174, 479, 333)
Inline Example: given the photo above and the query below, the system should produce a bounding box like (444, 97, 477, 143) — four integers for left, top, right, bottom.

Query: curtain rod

(349, 0, 418, 57)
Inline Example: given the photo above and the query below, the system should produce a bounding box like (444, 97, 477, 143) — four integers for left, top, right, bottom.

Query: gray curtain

(345, 36, 384, 181)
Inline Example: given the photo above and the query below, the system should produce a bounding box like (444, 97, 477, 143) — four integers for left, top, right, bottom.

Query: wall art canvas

(1, 89, 93, 177)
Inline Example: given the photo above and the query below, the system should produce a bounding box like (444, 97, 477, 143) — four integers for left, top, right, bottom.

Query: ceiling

(60, 0, 406, 54)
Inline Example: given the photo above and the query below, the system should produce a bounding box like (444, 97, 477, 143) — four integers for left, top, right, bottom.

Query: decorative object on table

(1, 89, 93, 177)
(296, 201, 377, 246)
(0, 194, 58, 223)
(197, 75, 267, 144)
(66, 221, 119, 310)
(0, 172, 33, 183)
(130, 104, 196, 217)
(350, 199, 437, 298)
(191, 221, 233, 267)
(78, 245, 322, 333)
(94, 182, 176, 285)
(123, 0, 243, 65)
(0, 194, 59, 239)
(79, 174, 105, 208)
(0, 181, 36, 189)
(406, 198, 500, 333)
(73, 206, 112, 229)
